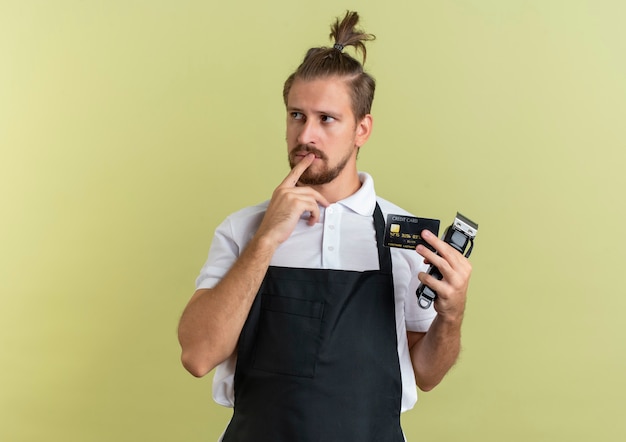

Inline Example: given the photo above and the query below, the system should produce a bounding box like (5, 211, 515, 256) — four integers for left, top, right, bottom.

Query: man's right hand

(255, 153, 330, 247)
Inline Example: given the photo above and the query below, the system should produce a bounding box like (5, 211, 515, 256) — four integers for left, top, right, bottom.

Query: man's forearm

(409, 314, 463, 392)
(178, 235, 277, 377)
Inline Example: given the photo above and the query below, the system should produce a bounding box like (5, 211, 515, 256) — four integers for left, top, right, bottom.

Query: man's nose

(297, 120, 318, 145)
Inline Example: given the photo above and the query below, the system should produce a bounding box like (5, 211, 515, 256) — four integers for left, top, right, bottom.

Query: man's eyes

(290, 112, 336, 123)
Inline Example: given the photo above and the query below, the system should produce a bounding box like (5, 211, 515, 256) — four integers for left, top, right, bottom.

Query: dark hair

(282, 11, 376, 121)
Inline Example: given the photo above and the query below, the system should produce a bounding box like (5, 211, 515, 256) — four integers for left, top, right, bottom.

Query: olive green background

(1, 0, 625, 441)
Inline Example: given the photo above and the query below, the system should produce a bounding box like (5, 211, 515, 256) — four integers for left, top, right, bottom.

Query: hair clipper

(416, 212, 478, 309)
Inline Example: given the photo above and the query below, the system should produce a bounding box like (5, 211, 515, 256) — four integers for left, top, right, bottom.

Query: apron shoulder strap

(373, 202, 393, 275)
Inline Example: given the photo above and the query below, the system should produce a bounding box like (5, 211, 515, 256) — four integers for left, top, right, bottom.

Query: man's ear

(355, 114, 373, 147)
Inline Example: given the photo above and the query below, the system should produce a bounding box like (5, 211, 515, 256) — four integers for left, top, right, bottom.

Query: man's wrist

(434, 311, 464, 331)
(249, 232, 281, 257)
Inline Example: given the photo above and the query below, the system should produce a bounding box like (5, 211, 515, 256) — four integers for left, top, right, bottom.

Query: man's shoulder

(375, 196, 415, 217)
(217, 200, 269, 237)
(225, 200, 270, 219)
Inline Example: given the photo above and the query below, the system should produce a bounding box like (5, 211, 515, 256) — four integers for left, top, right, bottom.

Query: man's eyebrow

(287, 106, 342, 118)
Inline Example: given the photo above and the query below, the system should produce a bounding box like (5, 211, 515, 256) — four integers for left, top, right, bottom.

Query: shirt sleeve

(402, 250, 437, 332)
(195, 217, 240, 290)
(195, 204, 267, 290)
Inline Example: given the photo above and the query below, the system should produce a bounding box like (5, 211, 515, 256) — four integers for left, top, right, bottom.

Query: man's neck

(311, 171, 362, 204)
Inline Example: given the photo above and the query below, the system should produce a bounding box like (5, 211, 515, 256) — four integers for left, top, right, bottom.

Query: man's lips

(291, 144, 327, 160)
(293, 151, 323, 160)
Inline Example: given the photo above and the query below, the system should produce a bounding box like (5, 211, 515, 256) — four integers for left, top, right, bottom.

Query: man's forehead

(287, 77, 353, 113)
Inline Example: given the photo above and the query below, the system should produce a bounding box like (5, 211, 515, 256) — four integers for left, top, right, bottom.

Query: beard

(288, 144, 355, 186)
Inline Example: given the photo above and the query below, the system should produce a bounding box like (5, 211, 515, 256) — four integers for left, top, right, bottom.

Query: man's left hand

(416, 229, 472, 322)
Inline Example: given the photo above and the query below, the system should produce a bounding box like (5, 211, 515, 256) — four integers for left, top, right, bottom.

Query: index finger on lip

(281, 153, 315, 187)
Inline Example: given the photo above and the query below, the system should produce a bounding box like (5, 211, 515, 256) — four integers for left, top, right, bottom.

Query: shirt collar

(337, 172, 377, 216)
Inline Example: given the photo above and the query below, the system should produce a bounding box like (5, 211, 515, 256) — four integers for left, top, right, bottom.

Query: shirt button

(328, 246, 335, 252)
(327, 207, 334, 214)
(328, 225, 335, 230)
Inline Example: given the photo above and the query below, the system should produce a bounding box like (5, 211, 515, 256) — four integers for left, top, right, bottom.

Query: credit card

(383, 214, 440, 251)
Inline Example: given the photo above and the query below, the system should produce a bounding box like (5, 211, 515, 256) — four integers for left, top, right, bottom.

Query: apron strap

(373, 202, 393, 275)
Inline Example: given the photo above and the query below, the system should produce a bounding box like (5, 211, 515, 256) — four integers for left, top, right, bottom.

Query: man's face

(286, 76, 370, 186)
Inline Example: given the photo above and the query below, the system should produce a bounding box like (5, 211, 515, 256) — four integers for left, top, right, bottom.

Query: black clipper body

(416, 212, 478, 309)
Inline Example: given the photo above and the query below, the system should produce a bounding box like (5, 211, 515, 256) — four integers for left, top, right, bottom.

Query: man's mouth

(295, 151, 321, 159)
(292, 145, 325, 160)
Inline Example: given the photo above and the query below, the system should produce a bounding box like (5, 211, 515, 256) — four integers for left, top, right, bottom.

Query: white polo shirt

(196, 172, 436, 413)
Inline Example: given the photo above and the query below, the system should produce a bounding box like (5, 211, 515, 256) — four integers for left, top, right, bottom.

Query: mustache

(291, 145, 327, 161)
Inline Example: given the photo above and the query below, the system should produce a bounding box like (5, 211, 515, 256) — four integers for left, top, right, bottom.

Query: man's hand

(416, 229, 472, 322)
(255, 153, 330, 247)
(408, 229, 473, 390)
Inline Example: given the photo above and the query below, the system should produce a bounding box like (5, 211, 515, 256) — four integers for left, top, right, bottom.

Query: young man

(178, 11, 472, 441)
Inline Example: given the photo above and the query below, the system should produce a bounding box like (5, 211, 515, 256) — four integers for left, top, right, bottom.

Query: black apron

(223, 204, 404, 442)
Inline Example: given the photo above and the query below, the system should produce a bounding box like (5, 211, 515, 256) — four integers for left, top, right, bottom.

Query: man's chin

(298, 170, 338, 186)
